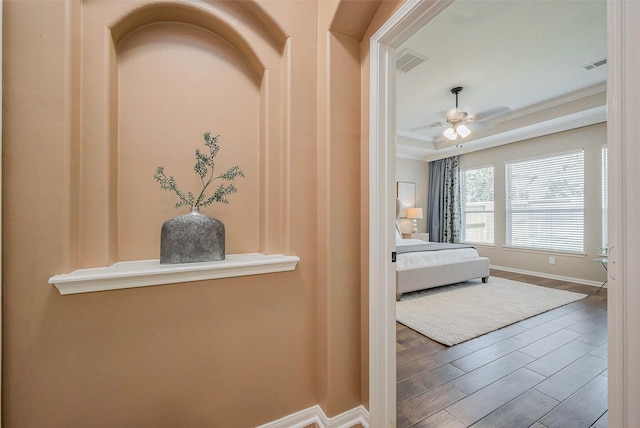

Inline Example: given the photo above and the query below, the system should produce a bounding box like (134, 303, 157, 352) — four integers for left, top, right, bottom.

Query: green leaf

(154, 131, 245, 209)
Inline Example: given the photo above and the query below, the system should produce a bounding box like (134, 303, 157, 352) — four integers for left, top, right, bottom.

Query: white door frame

(606, 1, 640, 427)
(369, 1, 634, 426)
(368, 1, 453, 425)
(1, 1, 4, 425)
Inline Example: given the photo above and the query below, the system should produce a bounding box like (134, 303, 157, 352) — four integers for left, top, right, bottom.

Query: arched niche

(110, 2, 267, 82)
(76, 0, 289, 267)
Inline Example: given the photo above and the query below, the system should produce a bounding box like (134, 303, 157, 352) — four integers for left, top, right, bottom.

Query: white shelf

(49, 253, 300, 295)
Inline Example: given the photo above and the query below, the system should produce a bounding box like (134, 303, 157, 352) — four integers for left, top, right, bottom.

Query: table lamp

(406, 207, 423, 234)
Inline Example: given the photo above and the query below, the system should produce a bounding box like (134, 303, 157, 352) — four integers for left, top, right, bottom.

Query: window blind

(506, 150, 584, 253)
(461, 166, 494, 245)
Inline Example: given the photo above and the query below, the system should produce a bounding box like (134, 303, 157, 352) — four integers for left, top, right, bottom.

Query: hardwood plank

(470, 389, 559, 428)
(445, 368, 546, 426)
(539, 375, 607, 428)
(534, 354, 607, 401)
(398, 324, 449, 350)
(590, 342, 608, 361)
(397, 326, 429, 344)
(462, 323, 527, 351)
(402, 335, 446, 351)
(518, 329, 582, 359)
(513, 309, 595, 344)
(575, 323, 608, 347)
(447, 351, 535, 395)
(514, 305, 573, 329)
(397, 363, 465, 404)
(397, 342, 442, 366)
(410, 410, 466, 428)
(526, 339, 597, 377)
(565, 311, 607, 334)
(397, 384, 466, 428)
(450, 337, 527, 373)
(397, 269, 608, 428)
(397, 345, 472, 382)
(592, 410, 608, 428)
(513, 318, 574, 344)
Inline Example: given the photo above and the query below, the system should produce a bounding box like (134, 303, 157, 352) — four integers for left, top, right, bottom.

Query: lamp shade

(443, 127, 457, 141)
(405, 207, 423, 219)
(456, 124, 471, 138)
(443, 124, 471, 140)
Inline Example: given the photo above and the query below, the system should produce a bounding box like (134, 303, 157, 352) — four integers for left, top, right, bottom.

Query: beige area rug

(396, 277, 588, 346)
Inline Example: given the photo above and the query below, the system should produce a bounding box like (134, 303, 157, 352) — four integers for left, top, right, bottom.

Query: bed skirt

(396, 257, 490, 301)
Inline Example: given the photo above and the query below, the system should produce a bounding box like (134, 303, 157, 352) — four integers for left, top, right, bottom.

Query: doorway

(368, 1, 635, 427)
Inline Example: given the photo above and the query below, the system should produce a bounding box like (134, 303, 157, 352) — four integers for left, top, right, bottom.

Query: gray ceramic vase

(160, 206, 225, 264)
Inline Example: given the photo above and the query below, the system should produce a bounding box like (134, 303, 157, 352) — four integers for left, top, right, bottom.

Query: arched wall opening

(75, 0, 289, 268)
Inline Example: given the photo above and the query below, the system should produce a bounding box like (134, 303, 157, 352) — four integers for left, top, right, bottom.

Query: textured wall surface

(1, 0, 398, 426)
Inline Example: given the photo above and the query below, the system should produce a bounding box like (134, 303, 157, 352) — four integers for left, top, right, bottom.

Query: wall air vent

(396, 49, 428, 73)
(582, 58, 607, 71)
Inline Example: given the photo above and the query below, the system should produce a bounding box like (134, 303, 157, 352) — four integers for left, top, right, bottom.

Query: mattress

(396, 238, 480, 270)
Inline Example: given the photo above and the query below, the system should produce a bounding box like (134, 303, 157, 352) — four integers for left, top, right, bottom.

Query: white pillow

(395, 222, 403, 243)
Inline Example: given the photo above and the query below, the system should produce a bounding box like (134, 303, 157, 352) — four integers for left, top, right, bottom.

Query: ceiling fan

(443, 86, 471, 141)
(412, 86, 511, 142)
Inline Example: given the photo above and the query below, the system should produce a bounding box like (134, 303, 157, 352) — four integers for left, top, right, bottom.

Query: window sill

(502, 246, 586, 258)
(49, 253, 300, 295)
(462, 242, 495, 248)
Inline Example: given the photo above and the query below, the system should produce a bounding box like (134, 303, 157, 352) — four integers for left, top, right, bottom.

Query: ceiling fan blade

(410, 121, 444, 132)
(469, 121, 497, 132)
(470, 106, 512, 123)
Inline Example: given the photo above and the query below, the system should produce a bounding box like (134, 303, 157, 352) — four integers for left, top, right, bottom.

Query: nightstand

(411, 233, 429, 242)
(594, 256, 608, 292)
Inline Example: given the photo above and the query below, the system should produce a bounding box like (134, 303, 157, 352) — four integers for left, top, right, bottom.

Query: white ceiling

(395, 0, 607, 161)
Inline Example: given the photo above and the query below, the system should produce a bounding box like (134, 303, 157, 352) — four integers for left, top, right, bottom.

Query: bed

(394, 206, 490, 301)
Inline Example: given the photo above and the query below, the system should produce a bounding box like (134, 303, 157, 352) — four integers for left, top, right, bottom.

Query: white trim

(368, 1, 453, 426)
(0, 0, 3, 424)
(256, 405, 369, 428)
(398, 98, 607, 162)
(606, 0, 640, 426)
(48, 253, 299, 295)
(495, 82, 606, 124)
(490, 265, 604, 288)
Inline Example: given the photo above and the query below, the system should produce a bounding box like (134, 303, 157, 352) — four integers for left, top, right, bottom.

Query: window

(506, 150, 584, 253)
(602, 146, 608, 249)
(461, 166, 494, 244)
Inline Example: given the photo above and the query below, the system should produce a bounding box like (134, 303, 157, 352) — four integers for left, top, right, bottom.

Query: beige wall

(396, 158, 429, 234)
(2, 0, 398, 426)
(459, 123, 607, 283)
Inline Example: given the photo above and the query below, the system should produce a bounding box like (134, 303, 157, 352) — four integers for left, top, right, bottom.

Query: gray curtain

(428, 159, 445, 242)
(427, 156, 462, 243)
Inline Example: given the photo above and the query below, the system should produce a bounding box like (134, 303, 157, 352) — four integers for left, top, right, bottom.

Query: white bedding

(396, 238, 480, 270)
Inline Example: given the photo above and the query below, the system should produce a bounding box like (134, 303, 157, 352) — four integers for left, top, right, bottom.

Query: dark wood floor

(396, 269, 608, 428)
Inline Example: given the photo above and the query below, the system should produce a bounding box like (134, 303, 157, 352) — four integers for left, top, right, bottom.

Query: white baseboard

(256, 404, 369, 428)
(491, 264, 606, 288)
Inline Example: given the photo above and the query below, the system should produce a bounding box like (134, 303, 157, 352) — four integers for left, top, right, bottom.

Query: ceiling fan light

(456, 124, 471, 138)
(443, 127, 457, 140)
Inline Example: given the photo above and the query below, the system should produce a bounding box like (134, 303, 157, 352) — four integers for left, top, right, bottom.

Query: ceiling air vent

(396, 49, 428, 73)
(582, 58, 607, 71)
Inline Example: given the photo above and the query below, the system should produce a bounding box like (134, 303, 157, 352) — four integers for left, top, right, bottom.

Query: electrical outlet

(549, 256, 555, 265)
